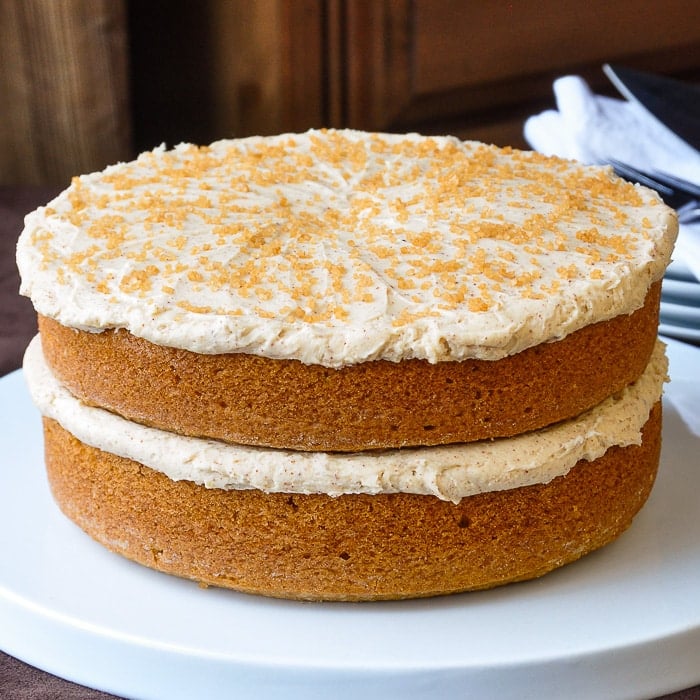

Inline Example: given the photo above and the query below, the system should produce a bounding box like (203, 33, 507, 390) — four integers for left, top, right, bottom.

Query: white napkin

(524, 75, 700, 183)
(524, 76, 700, 281)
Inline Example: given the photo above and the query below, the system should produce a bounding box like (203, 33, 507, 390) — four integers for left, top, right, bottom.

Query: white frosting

(16, 130, 677, 368)
(24, 335, 668, 503)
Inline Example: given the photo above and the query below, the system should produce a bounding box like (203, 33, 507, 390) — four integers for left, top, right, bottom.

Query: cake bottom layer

(43, 402, 662, 601)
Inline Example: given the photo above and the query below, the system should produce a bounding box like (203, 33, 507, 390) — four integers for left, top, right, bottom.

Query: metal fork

(676, 200, 700, 224)
(606, 159, 700, 223)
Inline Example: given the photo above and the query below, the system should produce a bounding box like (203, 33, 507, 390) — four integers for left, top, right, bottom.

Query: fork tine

(606, 159, 675, 196)
(650, 170, 700, 198)
(605, 159, 695, 209)
(676, 200, 700, 224)
(607, 158, 700, 197)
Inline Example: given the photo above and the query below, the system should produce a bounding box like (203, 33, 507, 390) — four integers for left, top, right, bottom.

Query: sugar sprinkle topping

(17, 129, 677, 366)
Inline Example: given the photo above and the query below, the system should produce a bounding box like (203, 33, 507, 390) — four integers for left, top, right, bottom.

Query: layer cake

(17, 129, 677, 600)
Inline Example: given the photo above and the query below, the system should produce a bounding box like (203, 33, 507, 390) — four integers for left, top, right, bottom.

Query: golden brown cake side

(37, 280, 661, 452)
(43, 401, 662, 601)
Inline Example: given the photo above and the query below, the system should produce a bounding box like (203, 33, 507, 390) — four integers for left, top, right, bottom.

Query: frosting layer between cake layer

(24, 335, 668, 503)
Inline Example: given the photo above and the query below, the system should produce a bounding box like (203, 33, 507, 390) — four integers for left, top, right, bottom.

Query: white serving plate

(665, 257, 696, 282)
(1, 339, 700, 700)
(660, 322, 700, 343)
(662, 277, 700, 307)
(660, 301, 700, 326)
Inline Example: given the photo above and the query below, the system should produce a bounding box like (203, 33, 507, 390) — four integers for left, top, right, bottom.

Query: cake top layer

(17, 129, 677, 366)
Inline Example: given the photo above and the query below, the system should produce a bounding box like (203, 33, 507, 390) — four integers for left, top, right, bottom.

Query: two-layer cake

(17, 129, 677, 600)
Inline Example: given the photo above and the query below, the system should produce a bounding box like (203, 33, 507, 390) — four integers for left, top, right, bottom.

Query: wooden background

(3, 0, 700, 185)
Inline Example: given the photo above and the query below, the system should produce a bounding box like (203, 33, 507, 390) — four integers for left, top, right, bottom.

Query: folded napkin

(524, 75, 700, 282)
(524, 75, 700, 183)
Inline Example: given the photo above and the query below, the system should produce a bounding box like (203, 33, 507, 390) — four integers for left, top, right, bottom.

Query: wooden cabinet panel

(329, 0, 700, 146)
(0, 0, 131, 185)
(413, 1, 700, 94)
(326, 0, 412, 129)
(128, 0, 700, 153)
(8, 1, 699, 183)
